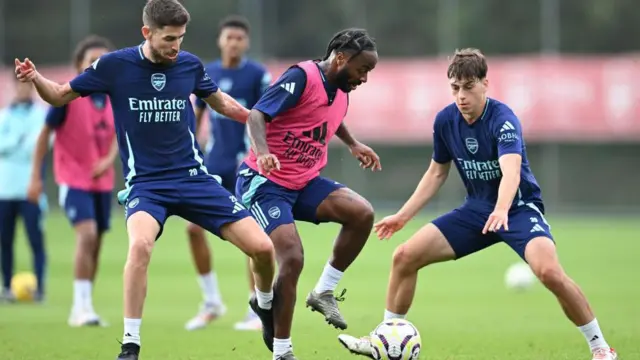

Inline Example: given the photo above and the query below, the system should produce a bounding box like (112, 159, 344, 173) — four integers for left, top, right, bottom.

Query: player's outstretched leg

(524, 237, 617, 360)
(338, 223, 455, 358)
(306, 188, 374, 330)
(220, 217, 277, 351)
(116, 211, 162, 360)
(184, 222, 227, 331)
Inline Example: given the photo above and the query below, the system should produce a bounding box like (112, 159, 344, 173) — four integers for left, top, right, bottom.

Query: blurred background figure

(27, 35, 117, 326)
(0, 77, 48, 302)
(185, 14, 271, 332)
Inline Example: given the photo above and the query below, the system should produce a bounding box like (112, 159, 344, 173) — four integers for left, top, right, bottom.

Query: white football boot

(592, 347, 618, 360)
(184, 302, 227, 331)
(233, 310, 262, 331)
(338, 334, 374, 358)
(68, 308, 107, 327)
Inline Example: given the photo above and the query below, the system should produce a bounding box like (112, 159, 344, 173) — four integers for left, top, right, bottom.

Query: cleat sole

(338, 337, 375, 359)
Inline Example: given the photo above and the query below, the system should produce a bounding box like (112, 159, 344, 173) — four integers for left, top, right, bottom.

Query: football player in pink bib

(238, 28, 381, 360)
(29, 35, 117, 327)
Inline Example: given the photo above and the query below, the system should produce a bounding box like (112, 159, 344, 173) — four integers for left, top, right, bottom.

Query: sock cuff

(324, 263, 344, 276)
(384, 309, 406, 320)
(578, 318, 598, 331)
(254, 286, 273, 295)
(124, 318, 142, 325)
(199, 272, 215, 279)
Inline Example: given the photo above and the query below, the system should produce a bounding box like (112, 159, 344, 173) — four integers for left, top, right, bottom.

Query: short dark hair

(218, 15, 250, 35)
(447, 48, 488, 81)
(322, 28, 376, 61)
(73, 35, 115, 69)
(143, 0, 190, 29)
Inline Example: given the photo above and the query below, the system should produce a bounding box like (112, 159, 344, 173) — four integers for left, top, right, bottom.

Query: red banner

(3, 55, 640, 142)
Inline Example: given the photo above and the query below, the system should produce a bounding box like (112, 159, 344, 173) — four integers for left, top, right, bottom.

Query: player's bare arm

(335, 122, 357, 147)
(203, 89, 250, 124)
(398, 159, 451, 221)
(27, 125, 54, 203)
(375, 159, 451, 240)
(483, 153, 522, 234)
(193, 105, 208, 148)
(14, 59, 80, 107)
(336, 122, 382, 171)
(107, 138, 119, 163)
(194, 105, 205, 132)
(246, 109, 269, 155)
(93, 138, 119, 179)
(246, 109, 280, 175)
(495, 154, 522, 210)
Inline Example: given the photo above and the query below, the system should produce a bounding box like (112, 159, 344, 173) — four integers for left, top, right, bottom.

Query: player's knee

(76, 222, 99, 243)
(249, 237, 274, 265)
(354, 199, 375, 229)
(186, 222, 203, 239)
(279, 248, 304, 278)
(128, 235, 155, 265)
(533, 263, 565, 289)
(76, 228, 99, 252)
(392, 244, 420, 274)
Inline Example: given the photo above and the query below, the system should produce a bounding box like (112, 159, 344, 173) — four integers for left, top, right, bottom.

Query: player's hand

(27, 179, 42, 204)
(92, 157, 112, 179)
(349, 142, 382, 171)
(256, 153, 280, 176)
(14, 58, 38, 82)
(374, 213, 408, 240)
(482, 208, 509, 234)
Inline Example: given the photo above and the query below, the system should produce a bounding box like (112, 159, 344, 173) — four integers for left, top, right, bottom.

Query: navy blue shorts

(235, 162, 345, 235)
(118, 175, 251, 239)
(59, 186, 112, 232)
(432, 201, 554, 260)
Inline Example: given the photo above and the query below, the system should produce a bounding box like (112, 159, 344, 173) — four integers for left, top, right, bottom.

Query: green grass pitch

(0, 211, 638, 359)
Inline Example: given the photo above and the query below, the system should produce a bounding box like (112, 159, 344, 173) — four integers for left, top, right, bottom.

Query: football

(504, 262, 536, 291)
(370, 318, 421, 360)
(11, 272, 37, 302)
